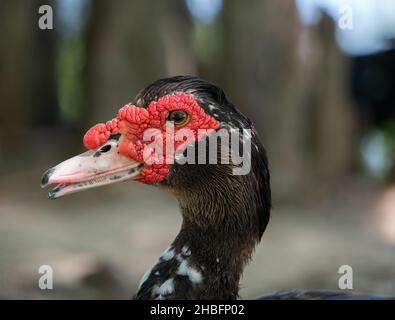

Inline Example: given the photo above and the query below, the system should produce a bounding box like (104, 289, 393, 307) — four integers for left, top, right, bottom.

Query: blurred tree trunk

(309, 17, 358, 188)
(0, 1, 34, 159)
(156, 1, 197, 76)
(218, 0, 357, 201)
(0, 0, 58, 162)
(30, 1, 58, 126)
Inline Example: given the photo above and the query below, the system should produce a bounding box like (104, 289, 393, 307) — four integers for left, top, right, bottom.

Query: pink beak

(41, 136, 142, 199)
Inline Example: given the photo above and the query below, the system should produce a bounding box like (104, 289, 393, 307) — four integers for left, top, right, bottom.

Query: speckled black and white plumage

(134, 246, 204, 299)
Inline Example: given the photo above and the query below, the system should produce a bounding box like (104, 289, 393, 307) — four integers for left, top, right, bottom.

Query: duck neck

(134, 174, 264, 300)
(173, 217, 259, 299)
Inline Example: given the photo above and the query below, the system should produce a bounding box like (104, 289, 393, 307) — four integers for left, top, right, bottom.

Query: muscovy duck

(41, 76, 391, 300)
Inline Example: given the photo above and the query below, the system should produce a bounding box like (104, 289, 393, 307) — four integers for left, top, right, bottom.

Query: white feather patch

(155, 278, 174, 298)
(176, 260, 202, 284)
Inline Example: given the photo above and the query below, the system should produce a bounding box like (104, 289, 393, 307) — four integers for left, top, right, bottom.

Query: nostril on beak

(41, 167, 55, 188)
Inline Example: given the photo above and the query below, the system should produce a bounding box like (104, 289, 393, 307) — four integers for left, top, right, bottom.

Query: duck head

(41, 76, 271, 299)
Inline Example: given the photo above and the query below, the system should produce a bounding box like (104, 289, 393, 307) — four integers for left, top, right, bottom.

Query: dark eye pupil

(100, 145, 111, 153)
(171, 111, 186, 123)
(173, 112, 184, 121)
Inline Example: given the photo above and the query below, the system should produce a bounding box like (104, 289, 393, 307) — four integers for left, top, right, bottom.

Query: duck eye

(167, 110, 190, 127)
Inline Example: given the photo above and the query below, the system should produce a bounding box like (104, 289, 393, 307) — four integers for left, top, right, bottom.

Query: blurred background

(1, 0, 395, 299)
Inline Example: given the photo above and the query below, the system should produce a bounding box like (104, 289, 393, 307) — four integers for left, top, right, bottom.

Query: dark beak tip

(41, 167, 55, 188)
(48, 191, 56, 199)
